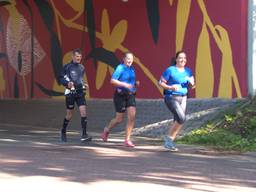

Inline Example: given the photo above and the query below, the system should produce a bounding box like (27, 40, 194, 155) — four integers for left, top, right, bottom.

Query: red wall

(0, 0, 248, 99)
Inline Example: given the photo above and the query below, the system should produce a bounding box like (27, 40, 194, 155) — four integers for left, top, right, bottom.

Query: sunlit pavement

(0, 123, 256, 192)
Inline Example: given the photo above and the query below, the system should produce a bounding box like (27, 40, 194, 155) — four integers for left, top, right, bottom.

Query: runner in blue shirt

(159, 51, 195, 151)
(101, 52, 139, 147)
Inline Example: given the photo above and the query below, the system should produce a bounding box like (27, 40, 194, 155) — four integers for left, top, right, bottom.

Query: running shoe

(101, 129, 109, 142)
(81, 134, 92, 142)
(164, 135, 178, 152)
(124, 139, 135, 147)
(61, 131, 67, 142)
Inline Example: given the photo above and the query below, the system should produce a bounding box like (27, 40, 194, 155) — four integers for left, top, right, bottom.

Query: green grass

(177, 97, 256, 152)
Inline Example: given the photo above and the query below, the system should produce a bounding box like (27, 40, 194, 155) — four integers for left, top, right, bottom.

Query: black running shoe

(81, 134, 92, 142)
(61, 131, 67, 142)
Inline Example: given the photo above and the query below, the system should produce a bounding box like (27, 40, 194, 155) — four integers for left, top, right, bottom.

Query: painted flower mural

(0, 0, 248, 99)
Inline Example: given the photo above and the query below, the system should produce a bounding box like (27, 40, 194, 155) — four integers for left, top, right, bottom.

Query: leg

(61, 95, 75, 142)
(163, 96, 187, 151)
(165, 96, 186, 140)
(123, 94, 136, 147)
(169, 96, 187, 140)
(106, 112, 125, 132)
(102, 112, 124, 142)
(164, 119, 182, 151)
(125, 106, 136, 141)
(65, 109, 73, 120)
(79, 104, 87, 117)
(79, 105, 87, 137)
(61, 109, 73, 142)
(102, 92, 125, 142)
(169, 121, 183, 140)
(77, 96, 91, 142)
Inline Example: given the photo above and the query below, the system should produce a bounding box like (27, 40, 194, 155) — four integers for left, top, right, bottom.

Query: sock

(62, 118, 69, 133)
(81, 116, 87, 136)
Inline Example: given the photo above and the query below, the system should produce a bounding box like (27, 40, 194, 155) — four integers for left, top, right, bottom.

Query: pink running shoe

(124, 140, 135, 147)
(101, 130, 109, 142)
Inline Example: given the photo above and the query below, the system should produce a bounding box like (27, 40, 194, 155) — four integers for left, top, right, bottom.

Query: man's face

(72, 52, 82, 63)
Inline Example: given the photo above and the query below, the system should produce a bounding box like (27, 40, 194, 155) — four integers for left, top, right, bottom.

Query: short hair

(72, 48, 82, 55)
(123, 52, 133, 58)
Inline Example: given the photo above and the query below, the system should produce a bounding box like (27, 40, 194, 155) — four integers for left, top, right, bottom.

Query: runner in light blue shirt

(102, 52, 139, 148)
(159, 51, 195, 152)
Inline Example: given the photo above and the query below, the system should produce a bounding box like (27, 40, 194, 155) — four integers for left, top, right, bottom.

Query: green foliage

(178, 97, 256, 152)
(224, 114, 234, 123)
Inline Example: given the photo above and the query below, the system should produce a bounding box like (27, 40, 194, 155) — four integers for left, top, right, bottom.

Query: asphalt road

(0, 123, 255, 192)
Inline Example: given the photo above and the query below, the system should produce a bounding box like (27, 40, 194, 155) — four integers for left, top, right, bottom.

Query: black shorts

(113, 91, 136, 113)
(65, 93, 87, 109)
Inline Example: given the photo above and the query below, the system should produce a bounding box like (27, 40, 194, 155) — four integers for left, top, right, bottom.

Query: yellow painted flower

(95, 9, 127, 90)
(65, 0, 84, 13)
(51, 2, 162, 95)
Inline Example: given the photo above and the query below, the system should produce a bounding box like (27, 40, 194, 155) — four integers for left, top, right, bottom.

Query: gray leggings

(164, 95, 187, 124)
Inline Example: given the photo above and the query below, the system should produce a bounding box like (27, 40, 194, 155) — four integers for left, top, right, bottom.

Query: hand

(189, 83, 196, 89)
(135, 81, 140, 87)
(188, 77, 195, 89)
(84, 83, 89, 89)
(123, 82, 133, 89)
(67, 82, 74, 89)
(170, 84, 179, 91)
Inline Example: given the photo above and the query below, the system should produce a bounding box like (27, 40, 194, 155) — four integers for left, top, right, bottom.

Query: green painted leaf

(85, 0, 96, 66)
(86, 48, 119, 69)
(14, 73, 19, 98)
(50, 33, 63, 83)
(35, 82, 63, 96)
(23, 0, 35, 98)
(34, 0, 54, 32)
(0, 1, 10, 7)
(146, 0, 160, 44)
(18, 50, 22, 73)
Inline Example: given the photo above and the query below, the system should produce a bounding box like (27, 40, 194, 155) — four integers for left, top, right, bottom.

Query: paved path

(0, 122, 256, 192)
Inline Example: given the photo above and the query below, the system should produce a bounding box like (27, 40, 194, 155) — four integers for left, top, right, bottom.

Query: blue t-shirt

(161, 66, 193, 96)
(111, 63, 136, 92)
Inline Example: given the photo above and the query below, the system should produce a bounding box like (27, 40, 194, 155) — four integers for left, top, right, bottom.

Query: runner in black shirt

(59, 48, 92, 142)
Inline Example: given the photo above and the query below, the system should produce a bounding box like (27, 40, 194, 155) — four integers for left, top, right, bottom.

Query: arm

(110, 79, 133, 89)
(58, 65, 74, 89)
(158, 77, 178, 91)
(188, 76, 196, 89)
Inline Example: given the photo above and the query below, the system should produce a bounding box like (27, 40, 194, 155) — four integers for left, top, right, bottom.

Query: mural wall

(0, 0, 248, 99)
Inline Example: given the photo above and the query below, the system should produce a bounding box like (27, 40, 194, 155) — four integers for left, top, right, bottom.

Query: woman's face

(176, 52, 186, 68)
(123, 53, 134, 67)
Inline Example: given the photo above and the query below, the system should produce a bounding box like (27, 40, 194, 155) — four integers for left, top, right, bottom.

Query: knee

(115, 116, 124, 124)
(177, 114, 186, 124)
(79, 106, 86, 117)
(80, 111, 86, 117)
(65, 113, 72, 120)
(66, 115, 72, 121)
(127, 114, 135, 122)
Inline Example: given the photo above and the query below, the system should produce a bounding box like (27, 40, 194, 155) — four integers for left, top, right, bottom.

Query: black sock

(81, 116, 87, 136)
(62, 118, 69, 133)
